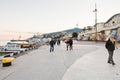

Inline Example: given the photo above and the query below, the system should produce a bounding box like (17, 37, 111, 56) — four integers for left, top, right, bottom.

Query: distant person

(65, 38, 70, 51)
(65, 38, 73, 51)
(105, 35, 118, 65)
(56, 38, 61, 45)
(49, 38, 55, 52)
(69, 38, 73, 50)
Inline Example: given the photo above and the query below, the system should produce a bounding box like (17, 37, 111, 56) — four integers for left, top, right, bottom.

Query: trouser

(66, 44, 69, 50)
(66, 44, 73, 50)
(50, 46, 54, 52)
(108, 50, 114, 63)
(70, 45, 73, 50)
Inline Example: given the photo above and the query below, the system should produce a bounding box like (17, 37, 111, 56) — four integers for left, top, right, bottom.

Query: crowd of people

(48, 34, 120, 66)
(49, 37, 73, 52)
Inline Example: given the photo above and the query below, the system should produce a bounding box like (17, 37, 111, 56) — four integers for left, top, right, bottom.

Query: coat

(65, 39, 73, 46)
(105, 39, 115, 51)
(49, 40, 55, 47)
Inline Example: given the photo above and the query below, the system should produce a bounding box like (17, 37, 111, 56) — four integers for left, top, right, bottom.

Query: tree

(87, 26, 92, 30)
(72, 32, 78, 38)
(83, 27, 86, 32)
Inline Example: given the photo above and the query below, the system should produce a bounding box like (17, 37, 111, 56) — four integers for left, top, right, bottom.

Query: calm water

(0, 40, 10, 46)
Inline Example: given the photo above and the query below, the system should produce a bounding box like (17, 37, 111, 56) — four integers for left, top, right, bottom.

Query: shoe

(107, 61, 111, 64)
(112, 62, 115, 65)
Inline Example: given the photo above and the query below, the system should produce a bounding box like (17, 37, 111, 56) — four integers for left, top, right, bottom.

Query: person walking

(69, 38, 73, 50)
(65, 38, 70, 51)
(65, 37, 73, 51)
(105, 35, 118, 65)
(56, 38, 61, 45)
(49, 38, 55, 52)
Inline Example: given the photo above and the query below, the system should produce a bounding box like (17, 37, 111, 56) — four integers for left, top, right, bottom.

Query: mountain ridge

(48, 27, 82, 34)
(42, 27, 83, 37)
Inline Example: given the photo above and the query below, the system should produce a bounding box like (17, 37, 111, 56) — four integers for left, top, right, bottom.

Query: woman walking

(105, 35, 117, 65)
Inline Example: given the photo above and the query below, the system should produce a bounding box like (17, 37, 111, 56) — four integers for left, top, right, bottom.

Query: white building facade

(78, 13, 120, 41)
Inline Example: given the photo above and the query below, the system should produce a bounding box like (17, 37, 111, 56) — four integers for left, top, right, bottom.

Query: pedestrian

(65, 37, 73, 51)
(105, 35, 118, 65)
(65, 38, 69, 51)
(69, 38, 73, 50)
(49, 38, 55, 52)
(56, 38, 61, 45)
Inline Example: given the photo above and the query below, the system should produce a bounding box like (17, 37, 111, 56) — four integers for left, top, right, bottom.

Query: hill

(63, 27, 82, 33)
(42, 27, 82, 38)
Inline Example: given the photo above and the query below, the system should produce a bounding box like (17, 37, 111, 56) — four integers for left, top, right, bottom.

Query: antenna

(93, 3, 98, 42)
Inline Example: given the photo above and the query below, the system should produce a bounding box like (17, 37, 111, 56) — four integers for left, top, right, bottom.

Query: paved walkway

(0, 41, 98, 80)
(0, 41, 120, 80)
(62, 42, 120, 80)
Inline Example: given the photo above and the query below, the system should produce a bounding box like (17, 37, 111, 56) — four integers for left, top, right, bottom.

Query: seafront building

(78, 13, 120, 41)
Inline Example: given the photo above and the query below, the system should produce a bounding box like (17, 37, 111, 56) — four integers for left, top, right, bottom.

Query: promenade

(0, 41, 120, 80)
(62, 42, 120, 80)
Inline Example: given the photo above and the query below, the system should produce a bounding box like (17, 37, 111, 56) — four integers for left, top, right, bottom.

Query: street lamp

(93, 4, 97, 42)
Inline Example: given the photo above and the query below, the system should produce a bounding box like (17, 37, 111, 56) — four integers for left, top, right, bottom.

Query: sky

(0, 0, 120, 41)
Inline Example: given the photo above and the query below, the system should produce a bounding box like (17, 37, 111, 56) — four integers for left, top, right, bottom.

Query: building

(78, 13, 120, 41)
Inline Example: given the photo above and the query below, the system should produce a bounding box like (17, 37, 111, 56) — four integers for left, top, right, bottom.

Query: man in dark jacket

(49, 38, 55, 52)
(105, 35, 117, 65)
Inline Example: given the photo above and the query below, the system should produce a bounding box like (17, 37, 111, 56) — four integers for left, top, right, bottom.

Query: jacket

(49, 40, 55, 47)
(105, 39, 115, 51)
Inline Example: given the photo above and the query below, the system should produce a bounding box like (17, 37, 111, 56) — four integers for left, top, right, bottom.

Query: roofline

(106, 13, 120, 23)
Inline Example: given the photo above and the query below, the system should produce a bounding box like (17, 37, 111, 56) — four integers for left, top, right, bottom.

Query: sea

(0, 40, 10, 46)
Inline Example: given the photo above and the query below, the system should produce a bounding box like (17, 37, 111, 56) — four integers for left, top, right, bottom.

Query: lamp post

(93, 4, 97, 42)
